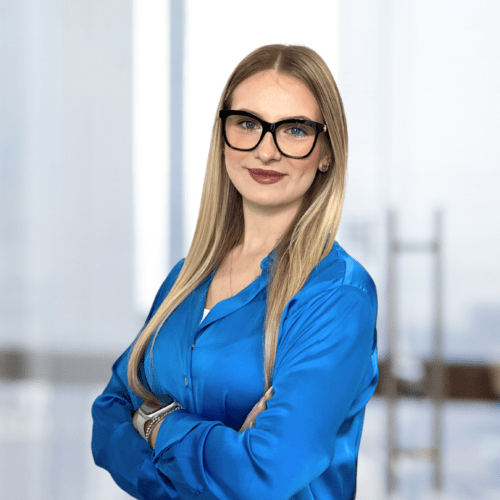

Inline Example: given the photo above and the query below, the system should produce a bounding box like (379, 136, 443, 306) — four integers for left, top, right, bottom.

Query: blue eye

(281, 122, 315, 139)
(238, 120, 260, 131)
(288, 127, 306, 137)
(283, 126, 309, 138)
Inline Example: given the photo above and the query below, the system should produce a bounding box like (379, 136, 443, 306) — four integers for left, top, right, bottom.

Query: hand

(132, 402, 163, 435)
(149, 418, 163, 449)
(239, 386, 274, 433)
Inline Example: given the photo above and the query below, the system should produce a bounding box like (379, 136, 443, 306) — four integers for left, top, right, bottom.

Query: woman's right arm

(92, 348, 180, 499)
(91, 259, 185, 499)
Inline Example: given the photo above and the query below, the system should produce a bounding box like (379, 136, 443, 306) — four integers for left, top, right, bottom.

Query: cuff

(151, 409, 222, 497)
(152, 409, 209, 459)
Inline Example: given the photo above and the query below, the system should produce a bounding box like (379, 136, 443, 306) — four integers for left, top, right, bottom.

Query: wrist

(145, 413, 167, 446)
(135, 400, 183, 446)
(149, 405, 182, 448)
(149, 417, 163, 449)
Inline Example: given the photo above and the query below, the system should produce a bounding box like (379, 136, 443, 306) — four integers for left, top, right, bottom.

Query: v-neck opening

(197, 250, 275, 331)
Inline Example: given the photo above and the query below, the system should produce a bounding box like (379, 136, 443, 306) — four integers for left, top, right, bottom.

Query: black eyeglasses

(219, 110, 327, 159)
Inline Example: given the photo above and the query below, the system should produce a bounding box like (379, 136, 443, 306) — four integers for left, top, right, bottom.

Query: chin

(246, 194, 300, 212)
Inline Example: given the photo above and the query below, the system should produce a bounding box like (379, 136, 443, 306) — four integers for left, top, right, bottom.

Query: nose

(254, 131, 281, 162)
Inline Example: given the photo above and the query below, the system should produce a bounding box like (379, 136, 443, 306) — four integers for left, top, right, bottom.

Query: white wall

(2, 0, 499, 359)
(183, 0, 340, 248)
(0, 0, 137, 354)
(338, 0, 500, 360)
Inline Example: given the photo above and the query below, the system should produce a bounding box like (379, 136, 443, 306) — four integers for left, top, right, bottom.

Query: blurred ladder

(384, 210, 444, 495)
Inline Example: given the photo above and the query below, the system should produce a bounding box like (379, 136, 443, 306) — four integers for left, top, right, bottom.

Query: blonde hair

(128, 44, 348, 404)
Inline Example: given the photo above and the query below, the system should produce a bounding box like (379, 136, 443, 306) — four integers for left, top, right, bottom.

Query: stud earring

(319, 163, 330, 173)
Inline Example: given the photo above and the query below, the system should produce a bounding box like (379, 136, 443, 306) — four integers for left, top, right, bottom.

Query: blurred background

(1, 0, 499, 499)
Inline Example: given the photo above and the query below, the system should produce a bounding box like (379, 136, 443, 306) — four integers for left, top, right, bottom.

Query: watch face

(140, 403, 159, 415)
(157, 394, 174, 406)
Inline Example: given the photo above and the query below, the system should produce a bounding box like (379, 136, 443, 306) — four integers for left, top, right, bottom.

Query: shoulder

(275, 242, 377, 353)
(145, 258, 185, 322)
(298, 241, 377, 309)
(280, 242, 377, 335)
(163, 258, 186, 293)
(274, 243, 377, 372)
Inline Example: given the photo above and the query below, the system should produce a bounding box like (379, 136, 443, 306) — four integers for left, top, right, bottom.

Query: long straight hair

(128, 44, 348, 404)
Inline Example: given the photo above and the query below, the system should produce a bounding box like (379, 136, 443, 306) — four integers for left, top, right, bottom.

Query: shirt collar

(259, 247, 277, 272)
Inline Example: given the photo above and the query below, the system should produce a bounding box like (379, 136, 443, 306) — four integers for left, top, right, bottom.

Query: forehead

(230, 70, 322, 122)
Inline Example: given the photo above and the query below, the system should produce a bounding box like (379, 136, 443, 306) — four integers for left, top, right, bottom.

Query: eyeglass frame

(218, 110, 328, 160)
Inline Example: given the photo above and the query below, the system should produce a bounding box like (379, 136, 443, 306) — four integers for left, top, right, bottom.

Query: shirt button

(184, 377, 189, 386)
(191, 343, 195, 349)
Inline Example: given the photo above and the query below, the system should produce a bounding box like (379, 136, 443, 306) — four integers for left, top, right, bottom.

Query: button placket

(187, 324, 204, 391)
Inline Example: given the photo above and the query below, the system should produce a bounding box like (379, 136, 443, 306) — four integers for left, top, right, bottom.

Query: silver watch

(136, 401, 182, 440)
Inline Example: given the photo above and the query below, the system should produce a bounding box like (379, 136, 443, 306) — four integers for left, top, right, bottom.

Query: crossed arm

(92, 285, 377, 500)
(133, 386, 275, 449)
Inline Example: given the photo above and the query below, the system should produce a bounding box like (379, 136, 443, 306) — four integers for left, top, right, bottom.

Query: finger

(239, 418, 252, 433)
(252, 400, 267, 418)
(239, 405, 261, 432)
(264, 386, 274, 400)
(239, 389, 274, 433)
(260, 391, 273, 403)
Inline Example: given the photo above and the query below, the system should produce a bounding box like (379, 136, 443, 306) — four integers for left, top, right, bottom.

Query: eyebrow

(234, 108, 316, 122)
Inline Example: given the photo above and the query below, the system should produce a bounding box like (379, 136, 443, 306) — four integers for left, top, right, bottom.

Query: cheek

(293, 154, 320, 182)
(224, 148, 248, 189)
(224, 145, 244, 170)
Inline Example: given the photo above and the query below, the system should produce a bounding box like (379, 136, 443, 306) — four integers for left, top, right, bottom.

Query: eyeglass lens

(224, 114, 318, 158)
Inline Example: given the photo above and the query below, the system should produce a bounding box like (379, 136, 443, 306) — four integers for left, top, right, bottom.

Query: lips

(247, 169, 285, 177)
(247, 168, 286, 185)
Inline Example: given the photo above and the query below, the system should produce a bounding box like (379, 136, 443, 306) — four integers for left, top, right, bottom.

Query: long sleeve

(91, 350, 180, 499)
(151, 284, 378, 499)
(91, 260, 185, 500)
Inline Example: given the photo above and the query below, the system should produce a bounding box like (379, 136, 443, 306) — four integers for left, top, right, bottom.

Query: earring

(319, 163, 330, 173)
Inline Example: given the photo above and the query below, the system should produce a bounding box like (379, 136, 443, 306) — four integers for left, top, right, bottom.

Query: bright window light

(132, 0, 170, 313)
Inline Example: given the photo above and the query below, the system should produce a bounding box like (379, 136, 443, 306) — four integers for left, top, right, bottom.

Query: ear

(322, 153, 332, 166)
(318, 152, 332, 172)
(319, 141, 332, 166)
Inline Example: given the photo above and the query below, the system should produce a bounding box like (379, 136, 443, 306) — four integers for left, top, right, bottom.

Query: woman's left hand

(239, 386, 274, 433)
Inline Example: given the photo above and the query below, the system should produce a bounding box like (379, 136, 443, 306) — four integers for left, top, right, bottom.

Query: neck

(237, 199, 300, 258)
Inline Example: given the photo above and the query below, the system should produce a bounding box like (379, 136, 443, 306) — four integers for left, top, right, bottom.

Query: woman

(92, 44, 378, 500)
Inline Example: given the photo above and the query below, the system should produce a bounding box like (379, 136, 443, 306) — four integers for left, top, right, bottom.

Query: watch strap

(136, 401, 183, 440)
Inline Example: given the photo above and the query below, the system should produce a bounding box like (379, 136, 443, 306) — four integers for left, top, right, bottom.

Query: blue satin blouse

(91, 242, 379, 499)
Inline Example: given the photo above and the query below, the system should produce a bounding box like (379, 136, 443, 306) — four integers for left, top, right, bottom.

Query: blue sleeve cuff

(153, 409, 220, 459)
(152, 409, 223, 497)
